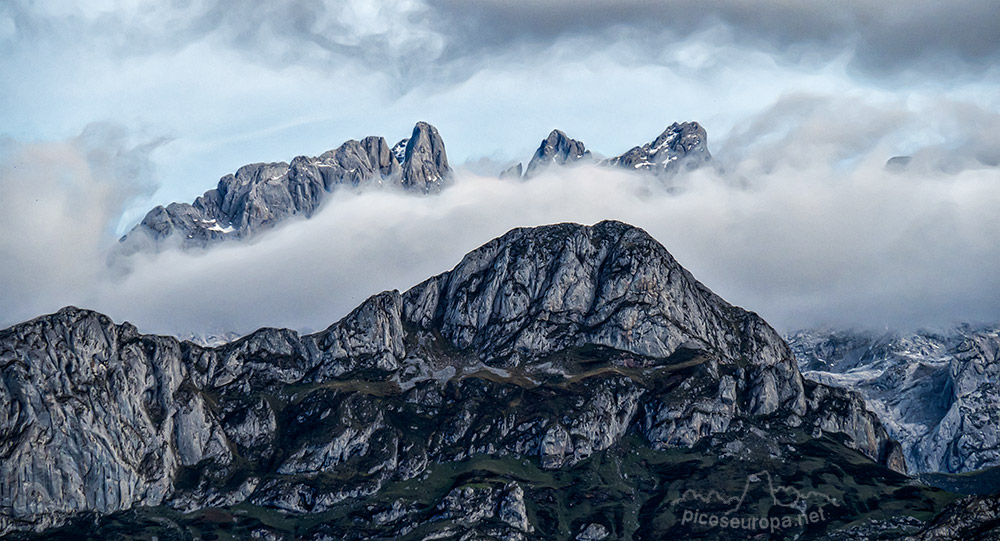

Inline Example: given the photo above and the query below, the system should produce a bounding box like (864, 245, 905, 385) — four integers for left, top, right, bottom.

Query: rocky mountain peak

(498, 162, 523, 180)
(403, 220, 765, 363)
(117, 122, 451, 255)
(401, 121, 452, 193)
(2, 221, 909, 537)
(399, 221, 900, 470)
(603, 121, 712, 174)
(523, 129, 592, 179)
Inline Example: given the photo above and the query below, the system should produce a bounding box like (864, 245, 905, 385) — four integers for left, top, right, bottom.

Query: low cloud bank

(2, 97, 999, 336)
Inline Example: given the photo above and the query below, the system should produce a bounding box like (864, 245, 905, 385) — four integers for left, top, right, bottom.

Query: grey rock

(0, 221, 906, 536)
(499, 162, 523, 180)
(434, 481, 531, 533)
(576, 522, 610, 541)
(523, 130, 592, 179)
(792, 325, 1000, 474)
(401, 121, 452, 193)
(117, 122, 451, 255)
(910, 493, 1000, 540)
(602, 121, 712, 174)
(0, 307, 230, 535)
(540, 423, 572, 469)
(311, 290, 407, 378)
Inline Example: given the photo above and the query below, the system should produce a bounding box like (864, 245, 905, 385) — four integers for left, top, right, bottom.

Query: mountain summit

(504, 122, 713, 181)
(117, 121, 453, 253)
(602, 121, 711, 174)
(523, 129, 593, 179)
(0, 221, 910, 538)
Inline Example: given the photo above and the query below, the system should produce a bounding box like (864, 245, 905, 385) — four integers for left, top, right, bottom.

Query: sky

(1, 1, 999, 336)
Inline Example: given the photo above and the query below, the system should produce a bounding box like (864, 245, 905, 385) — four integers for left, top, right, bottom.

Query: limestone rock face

(792, 325, 1000, 474)
(401, 121, 452, 193)
(0, 308, 230, 535)
(0, 221, 903, 537)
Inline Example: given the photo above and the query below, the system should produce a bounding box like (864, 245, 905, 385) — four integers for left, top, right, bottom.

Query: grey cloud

(6, 0, 997, 96)
(426, 0, 1000, 78)
(0, 125, 162, 324)
(1, 1, 444, 88)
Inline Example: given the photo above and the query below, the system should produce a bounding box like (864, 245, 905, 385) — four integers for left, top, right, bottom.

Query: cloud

(2, 94, 999, 337)
(426, 0, 1000, 78)
(6, 0, 999, 97)
(0, 124, 161, 322)
(4, 0, 997, 221)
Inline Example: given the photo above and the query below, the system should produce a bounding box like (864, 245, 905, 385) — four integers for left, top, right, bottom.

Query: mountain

(789, 325, 1000, 474)
(1, 221, 926, 539)
(119, 121, 712, 258)
(499, 162, 523, 180)
(502, 123, 713, 181)
(601, 121, 711, 174)
(522, 130, 593, 179)
(117, 122, 452, 253)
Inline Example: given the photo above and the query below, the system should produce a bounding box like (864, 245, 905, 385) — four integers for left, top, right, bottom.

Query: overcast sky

(1, 1, 999, 336)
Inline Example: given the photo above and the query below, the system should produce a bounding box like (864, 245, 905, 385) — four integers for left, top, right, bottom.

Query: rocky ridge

(118, 122, 452, 253)
(522, 130, 593, 179)
(3, 221, 904, 538)
(600, 121, 711, 174)
(502, 122, 713, 181)
(119, 121, 713, 257)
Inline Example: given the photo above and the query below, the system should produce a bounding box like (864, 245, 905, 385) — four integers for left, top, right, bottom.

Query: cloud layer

(2, 95, 999, 337)
(2, 2, 999, 337)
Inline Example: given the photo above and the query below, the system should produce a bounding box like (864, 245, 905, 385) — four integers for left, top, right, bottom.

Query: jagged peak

(402, 121, 452, 193)
(498, 162, 523, 180)
(401, 220, 788, 368)
(524, 129, 592, 178)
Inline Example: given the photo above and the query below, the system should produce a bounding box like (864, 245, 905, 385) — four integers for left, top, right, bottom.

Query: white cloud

(4, 95, 999, 337)
(2, 0, 1000, 337)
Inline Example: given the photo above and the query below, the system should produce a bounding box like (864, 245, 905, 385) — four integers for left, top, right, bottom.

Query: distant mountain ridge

(600, 121, 711, 173)
(501, 121, 712, 181)
(119, 121, 713, 256)
(118, 121, 452, 253)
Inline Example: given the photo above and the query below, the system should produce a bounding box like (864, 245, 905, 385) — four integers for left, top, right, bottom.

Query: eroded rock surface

(1, 221, 902, 537)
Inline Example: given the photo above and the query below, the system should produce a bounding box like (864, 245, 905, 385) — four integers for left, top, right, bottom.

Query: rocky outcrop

(432, 481, 533, 537)
(910, 493, 1000, 540)
(401, 121, 451, 193)
(791, 325, 1000, 474)
(602, 121, 712, 174)
(1, 221, 903, 536)
(118, 122, 452, 253)
(523, 130, 592, 179)
(0, 308, 230, 535)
